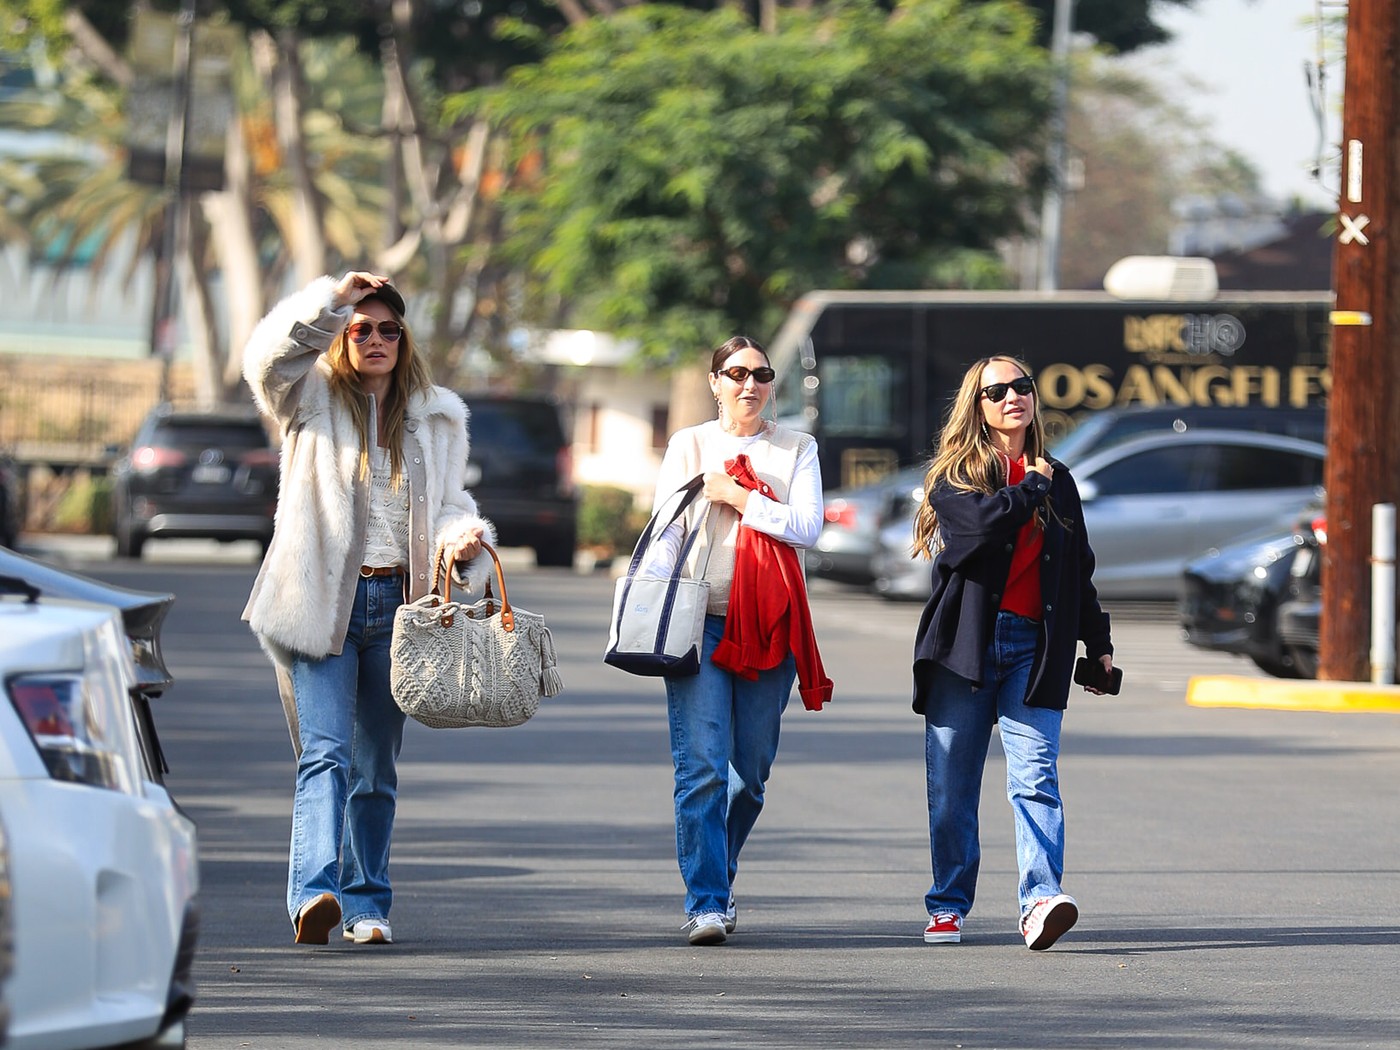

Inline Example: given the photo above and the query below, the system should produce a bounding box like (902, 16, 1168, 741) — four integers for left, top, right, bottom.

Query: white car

(0, 577, 197, 1050)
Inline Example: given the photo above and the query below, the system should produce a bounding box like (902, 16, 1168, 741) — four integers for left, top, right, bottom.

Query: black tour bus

(766, 290, 1332, 490)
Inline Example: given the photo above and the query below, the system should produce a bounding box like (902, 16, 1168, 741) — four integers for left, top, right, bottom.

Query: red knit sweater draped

(709, 454, 834, 711)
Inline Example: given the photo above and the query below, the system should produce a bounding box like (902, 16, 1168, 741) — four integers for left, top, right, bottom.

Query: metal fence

(0, 355, 195, 462)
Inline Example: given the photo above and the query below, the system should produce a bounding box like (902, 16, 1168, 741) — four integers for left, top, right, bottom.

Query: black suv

(109, 404, 279, 559)
(458, 392, 577, 567)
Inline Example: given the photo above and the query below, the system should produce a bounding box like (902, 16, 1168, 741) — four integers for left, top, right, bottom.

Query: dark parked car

(1276, 516, 1325, 678)
(109, 404, 279, 559)
(458, 392, 577, 567)
(0, 452, 20, 548)
(1179, 512, 1324, 678)
(1049, 403, 1326, 466)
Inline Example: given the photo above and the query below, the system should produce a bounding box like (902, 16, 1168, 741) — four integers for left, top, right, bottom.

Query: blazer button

(991, 593, 1000, 603)
(292, 323, 308, 338)
(1004, 543, 1014, 552)
(1044, 603, 1053, 612)
(1043, 553, 1050, 561)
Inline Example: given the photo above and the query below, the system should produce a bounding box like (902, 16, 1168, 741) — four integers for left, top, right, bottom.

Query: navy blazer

(911, 459, 1112, 713)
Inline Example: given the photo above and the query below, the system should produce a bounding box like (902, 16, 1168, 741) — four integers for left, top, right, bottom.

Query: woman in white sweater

(242, 270, 494, 946)
(650, 336, 826, 946)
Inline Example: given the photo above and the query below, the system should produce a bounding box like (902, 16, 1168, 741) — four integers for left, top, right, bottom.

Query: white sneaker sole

(1025, 898, 1078, 951)
(923, 930, 962, 944)
(687, 923, 727, 946)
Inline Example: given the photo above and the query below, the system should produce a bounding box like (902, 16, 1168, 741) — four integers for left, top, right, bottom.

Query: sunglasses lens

(983, 377, 1033, 402)
(348, 321, 402, 343)
(721, 366, 775, 384)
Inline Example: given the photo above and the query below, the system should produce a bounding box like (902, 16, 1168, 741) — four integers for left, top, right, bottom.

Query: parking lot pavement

(41, 552, 1400, 1050)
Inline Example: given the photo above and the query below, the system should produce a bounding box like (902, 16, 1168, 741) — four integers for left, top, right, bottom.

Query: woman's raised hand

(332, 271, 393, 309)
(1027, 456, 1053, 481)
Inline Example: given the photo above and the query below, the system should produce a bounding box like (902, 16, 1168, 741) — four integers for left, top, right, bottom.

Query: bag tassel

(539, 626, 564, 698)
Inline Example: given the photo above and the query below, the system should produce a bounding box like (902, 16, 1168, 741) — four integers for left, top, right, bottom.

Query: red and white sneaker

(923, 912, 962, 944)
(1020, 894, 1078, 951)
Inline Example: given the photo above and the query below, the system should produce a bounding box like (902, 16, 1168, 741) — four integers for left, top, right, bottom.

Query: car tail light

(131, 446, 186, 471)
(1311, 516, 1327, 545)
(824, 501, 857, 529)
(240, 448, 280, 469)
(555, 445, 574, 498)
(8, 667, 143, 794)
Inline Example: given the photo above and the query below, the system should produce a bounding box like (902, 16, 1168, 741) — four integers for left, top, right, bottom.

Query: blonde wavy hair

(323, 296, 434, 486)
(911, 355, 1047, 559)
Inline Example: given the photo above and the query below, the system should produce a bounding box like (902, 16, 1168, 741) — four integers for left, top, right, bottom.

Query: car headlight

(7, 666, 144, 794)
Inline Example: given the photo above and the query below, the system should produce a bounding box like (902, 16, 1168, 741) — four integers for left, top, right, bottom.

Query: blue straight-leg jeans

(923, 610, 1066, 922)
(287, 574, 407, 930)
(665, 614, 795, 918)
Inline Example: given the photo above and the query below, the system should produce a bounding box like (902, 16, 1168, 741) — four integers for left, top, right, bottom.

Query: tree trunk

(207, 107, 264, 394)
(271, 29, 327, 284)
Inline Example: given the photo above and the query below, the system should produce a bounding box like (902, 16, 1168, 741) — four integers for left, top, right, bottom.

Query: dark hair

(710, 336, 768, 373)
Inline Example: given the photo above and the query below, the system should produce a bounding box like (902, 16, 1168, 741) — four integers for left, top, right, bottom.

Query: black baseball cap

(362, 282, 406, 317)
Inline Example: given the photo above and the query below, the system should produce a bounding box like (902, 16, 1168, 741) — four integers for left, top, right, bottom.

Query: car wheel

(533, 531, 577, 568)
(1287, 645, 1319, 680)
(115, 518, 146, 559)
(1249, 653, 1303, 679)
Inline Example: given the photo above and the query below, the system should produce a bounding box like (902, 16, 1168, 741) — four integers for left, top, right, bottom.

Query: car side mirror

(1077, 479, 1099, 502)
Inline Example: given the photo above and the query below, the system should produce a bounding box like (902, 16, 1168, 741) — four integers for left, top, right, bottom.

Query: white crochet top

(362, 444, 409, 569)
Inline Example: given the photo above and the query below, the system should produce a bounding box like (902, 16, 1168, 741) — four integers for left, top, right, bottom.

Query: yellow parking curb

(1186, 674, 1400, 713)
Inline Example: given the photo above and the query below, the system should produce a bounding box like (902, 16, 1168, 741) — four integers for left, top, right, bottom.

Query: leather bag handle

(432, 540, 515, 632)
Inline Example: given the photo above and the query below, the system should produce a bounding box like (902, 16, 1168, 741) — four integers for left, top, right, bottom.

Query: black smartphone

(1074, 656, 1123, 695)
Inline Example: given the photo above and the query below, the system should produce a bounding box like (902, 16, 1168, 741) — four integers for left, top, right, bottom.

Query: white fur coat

(241, 275, 495, 663)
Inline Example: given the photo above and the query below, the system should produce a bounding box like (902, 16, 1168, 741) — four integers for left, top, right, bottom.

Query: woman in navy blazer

(910, 355, 1114, 951)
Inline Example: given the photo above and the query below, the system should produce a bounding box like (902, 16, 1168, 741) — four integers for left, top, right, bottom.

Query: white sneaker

(1020, 894, 1077, 951)
(724, 895, 737, 934)
(343, 919, 393, 944)
(684, 912, 728, 946)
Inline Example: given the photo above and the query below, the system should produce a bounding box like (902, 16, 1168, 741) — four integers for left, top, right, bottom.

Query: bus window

(820, 355, 900, 436)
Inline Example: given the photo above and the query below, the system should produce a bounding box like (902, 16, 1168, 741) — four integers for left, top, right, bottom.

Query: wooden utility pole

(1323, 0, 1400, 680)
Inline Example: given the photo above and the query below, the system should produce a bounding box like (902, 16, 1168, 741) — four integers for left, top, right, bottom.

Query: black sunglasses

(981, 376, 1035, 403)
(715, 365, 776, 385)
(347, 320, 404, 344)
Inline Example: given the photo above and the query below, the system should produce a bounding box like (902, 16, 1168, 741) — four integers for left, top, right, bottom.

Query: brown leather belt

(359, 565, 404, 578)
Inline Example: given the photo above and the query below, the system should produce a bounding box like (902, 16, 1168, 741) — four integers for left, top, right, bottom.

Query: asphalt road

(40, 539, 1400, 1049)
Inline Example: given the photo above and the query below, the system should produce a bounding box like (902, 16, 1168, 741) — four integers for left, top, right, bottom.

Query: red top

(1001, 455, 1044, 620)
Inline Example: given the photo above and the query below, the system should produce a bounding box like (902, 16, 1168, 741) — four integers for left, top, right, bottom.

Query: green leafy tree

(474, 0, 1052, 361)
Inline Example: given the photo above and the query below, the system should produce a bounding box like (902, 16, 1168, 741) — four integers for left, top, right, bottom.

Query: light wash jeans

(665, 614, 795, 918)
(287, 573, 407, 930)
(923, 610, 1066, 921)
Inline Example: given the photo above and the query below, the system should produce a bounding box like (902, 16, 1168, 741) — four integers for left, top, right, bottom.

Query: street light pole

(1036, 0, 1073, 292)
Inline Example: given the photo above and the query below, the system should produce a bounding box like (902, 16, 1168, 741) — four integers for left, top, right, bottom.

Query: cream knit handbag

(390, 542, 563, 728)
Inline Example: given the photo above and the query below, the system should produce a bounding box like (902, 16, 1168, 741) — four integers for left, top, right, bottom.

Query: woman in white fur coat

(242, 270, 495, 947)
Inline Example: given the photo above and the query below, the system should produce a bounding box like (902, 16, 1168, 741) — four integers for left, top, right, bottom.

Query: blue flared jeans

(287, 574, 407, 930)
(664, 614, 795, 918)
(923, 610, 1066, 922)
